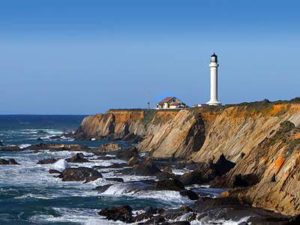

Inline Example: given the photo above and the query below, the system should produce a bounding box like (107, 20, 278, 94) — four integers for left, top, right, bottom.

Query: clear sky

(0, 0, 299, 114)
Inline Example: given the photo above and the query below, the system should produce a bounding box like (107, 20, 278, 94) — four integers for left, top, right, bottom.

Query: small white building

(156, 97, 188, 109)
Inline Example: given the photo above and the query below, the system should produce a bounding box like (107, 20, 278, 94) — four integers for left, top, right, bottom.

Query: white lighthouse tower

(207, 53, 221, 106)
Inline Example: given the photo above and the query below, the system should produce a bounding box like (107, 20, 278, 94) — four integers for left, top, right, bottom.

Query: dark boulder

(157, 171, 177, 180)
(0, 145, 21, 151)
(134, 207, 165, 222)
(66, 153, 89, 163)
(141, 215, 165, 224)
(133, 159, 161, 176)
(49, 169, 61, 174)
(37, 158, 59, 164)
(180, 190, 199, 200)
(179, 170, 207, 186)
(211, 154, 235, 176)
(287, 215, 300, 225)
(95, 184, 112, 193)
(233, 173, 259, 187)
(60, 167, 102, 182)
(155, 178, 185, 191)
(0, 158, 19, 165)
(106, 177, 124, 182)
(116, 147, 139, 160)
(98, 205, 133, 223)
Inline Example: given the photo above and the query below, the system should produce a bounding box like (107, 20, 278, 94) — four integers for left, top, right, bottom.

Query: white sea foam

(101, 182, 191, 204)
(51, 159, 69, 171)
(18, 144, 31, 149)
(190, 216, 251, 225)
(30, 207, 125, 225)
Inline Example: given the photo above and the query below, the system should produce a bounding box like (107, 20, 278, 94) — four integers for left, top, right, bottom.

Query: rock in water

(155, 178, 185, 191)
(66, 153, 89, 163)
(0, 158, 19, 165)
(98, 143, 121, 152)
(179, 170, 206, 186)
(51, 159, 69, 172)
(116, 147, 139, 160)
(60, 167, 102, 182)
(98, 205, 133, 223)
(133, 160, 161, 176)
(37, 158, 59, 164)
(180, 190, 199, 200)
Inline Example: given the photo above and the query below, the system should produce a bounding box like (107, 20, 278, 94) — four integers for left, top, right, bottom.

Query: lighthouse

(207, 53, 221, 106)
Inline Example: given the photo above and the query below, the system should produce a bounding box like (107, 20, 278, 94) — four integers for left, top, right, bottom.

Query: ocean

(0, 115, 265, 225)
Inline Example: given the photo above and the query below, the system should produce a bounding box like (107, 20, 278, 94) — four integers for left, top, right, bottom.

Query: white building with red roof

(156, 97, 188, 109)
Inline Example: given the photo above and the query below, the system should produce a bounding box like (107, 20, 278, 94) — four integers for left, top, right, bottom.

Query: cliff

(76, 101, 300, 216)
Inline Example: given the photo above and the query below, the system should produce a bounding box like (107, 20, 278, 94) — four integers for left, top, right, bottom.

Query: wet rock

(134, 207, 165, 222)
(233, 173, 259, 187)
(66, 153, 89, 163)
(179, 170, 207, 186)
(211, 154, 235, 176)
(157, 171, 177, 180)
(0, 158, 19, 165)
(48, 169, 61, 174)
(117, 147, 139, 160)
(180, 190, 199, 200)
(37, 158, 59, 164)
(93, 163, 127, 170)
(98, 143, 121, 152)
(98, 205, 133, 223)
(106, 177, 124, 182)
(287, 215, 300, 225)
(128, 156, 139, 166)
(0, 145, 21, 151)
(132, 158, 161, 176)
(155, 178, 185, 191)
(141, 215, 165, 224)
(95, 184, 112, 193)
(60, 167, 102, 182)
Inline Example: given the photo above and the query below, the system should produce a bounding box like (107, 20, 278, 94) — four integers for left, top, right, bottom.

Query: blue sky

(0, 0, 299, 114)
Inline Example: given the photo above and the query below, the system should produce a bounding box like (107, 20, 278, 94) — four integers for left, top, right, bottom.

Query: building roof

(158, 97, 175, 105)
(157, 97, 187, 107)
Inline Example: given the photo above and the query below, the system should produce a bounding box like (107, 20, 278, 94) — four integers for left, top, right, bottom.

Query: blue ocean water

(0, 116, 193, 225)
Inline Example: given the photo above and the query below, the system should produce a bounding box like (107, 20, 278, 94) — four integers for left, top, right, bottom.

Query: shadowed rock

(116, 147, 139, 160)
(154, 178, 185, 191)
(60, 167, 102, 182)
(37, 158, 59, 164)
(0, 158, 19, 165)
(180, 190, 199, 200)
(98, 205, 133, 223)
(132, 158, 161, 176)
(106, 177, 124, 182)
(211, 154, 235, 176)
(66, 153, 89, 163)
(233, 173, 259, 187)
(179, 170, 207, 186)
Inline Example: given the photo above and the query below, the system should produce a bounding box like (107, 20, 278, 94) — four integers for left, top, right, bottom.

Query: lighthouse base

(207, 100, 221, 106)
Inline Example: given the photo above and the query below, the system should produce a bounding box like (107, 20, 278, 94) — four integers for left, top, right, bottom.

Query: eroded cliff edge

(75, 101, 300, 216)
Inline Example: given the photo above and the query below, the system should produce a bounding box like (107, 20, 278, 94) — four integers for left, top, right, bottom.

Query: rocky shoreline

(1, 141, 300, 224)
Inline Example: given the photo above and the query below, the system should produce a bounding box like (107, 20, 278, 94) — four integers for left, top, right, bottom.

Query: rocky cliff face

(76, 102, 300, 216)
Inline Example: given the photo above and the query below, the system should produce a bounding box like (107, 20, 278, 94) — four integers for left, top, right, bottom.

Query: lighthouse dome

(210, 53, 218, 62)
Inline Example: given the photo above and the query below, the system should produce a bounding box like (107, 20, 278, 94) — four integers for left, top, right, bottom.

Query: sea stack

(207, 53, 221, 106)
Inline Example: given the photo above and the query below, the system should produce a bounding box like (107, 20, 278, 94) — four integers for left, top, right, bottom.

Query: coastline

(75, 100, 300, 217)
